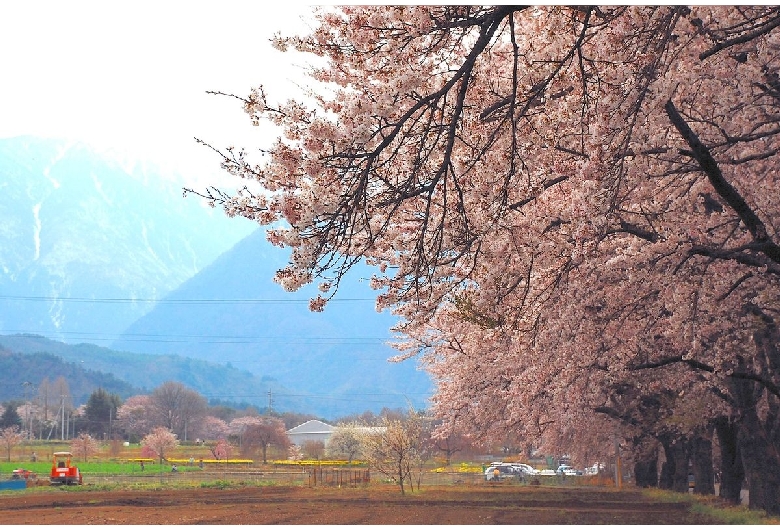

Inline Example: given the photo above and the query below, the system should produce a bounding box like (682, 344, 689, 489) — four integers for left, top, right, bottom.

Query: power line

(0, 329, 398, 346)
(0, 295, 376, 304)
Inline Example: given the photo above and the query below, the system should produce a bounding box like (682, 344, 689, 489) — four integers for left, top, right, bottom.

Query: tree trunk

(672, 440, 690, 493)
(691, 434, 715, 495)
(729, 344, 780, 515)
(714, 416, 744, 504)
(738, 406, 780, 515)
(659, 437, 689, 492)
(633, 447, 658, 488)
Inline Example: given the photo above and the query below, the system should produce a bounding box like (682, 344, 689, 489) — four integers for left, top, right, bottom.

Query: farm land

(0, 483, 758, 525)
(0, 444, 777, 525)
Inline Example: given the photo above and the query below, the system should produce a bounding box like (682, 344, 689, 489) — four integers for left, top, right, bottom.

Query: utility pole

(61, 394, 65, 441)
(614, 436, 622, 489)
(268, 389, 274, 412)
(22, 382, 33, 440)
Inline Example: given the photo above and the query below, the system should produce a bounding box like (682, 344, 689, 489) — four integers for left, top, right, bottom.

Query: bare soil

(0, 483, 724, 525)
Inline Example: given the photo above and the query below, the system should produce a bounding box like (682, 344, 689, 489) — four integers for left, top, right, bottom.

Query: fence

(304, 466, 371, 487)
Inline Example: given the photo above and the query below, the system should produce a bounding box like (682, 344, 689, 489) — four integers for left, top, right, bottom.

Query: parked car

(485, 464, 524, 481)
(584, 463, 604, 475)
(556, 464, 582, 476)
(508, 463, 539, 475)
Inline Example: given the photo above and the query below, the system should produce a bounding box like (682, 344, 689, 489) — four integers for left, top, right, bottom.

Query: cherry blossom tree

(71, 433, 100, 462)
(195, 5, 780, 513)
(195, 416, 230, 443)
(242, 418, 289, 464)
(228, 415, 264, 450)
(115, 395, 155, 441)
(141, 427, 179, 466)
(326, 423, 364, 464)
(357, 410, 429, 495)
(209, 438, 233, 461)
(0, 426, 24, 462)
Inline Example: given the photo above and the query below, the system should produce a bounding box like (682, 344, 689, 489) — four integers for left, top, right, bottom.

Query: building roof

(286, 419, 336, 435)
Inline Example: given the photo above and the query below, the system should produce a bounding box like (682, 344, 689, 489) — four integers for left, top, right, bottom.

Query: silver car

(485, 464, 524, 481)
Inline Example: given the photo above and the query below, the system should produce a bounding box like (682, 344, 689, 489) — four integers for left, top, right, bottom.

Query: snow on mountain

(0, 135, 255, 341)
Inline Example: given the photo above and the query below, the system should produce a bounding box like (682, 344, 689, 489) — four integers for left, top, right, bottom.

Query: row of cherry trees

(194, 6, 780, 513)
(1, 380, 293, 463)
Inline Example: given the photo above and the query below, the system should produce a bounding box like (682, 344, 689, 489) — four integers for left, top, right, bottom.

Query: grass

(642, 488, 780, 525)
(0, 460, 205, 476)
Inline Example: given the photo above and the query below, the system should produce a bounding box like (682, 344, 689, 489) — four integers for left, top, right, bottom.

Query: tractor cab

(50, 451, 82, 486)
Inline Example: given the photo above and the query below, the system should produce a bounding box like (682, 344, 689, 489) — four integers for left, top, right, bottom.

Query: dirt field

(0, 484, 723, 525)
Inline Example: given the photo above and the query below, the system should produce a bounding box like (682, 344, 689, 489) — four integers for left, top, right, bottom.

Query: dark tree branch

(665, 99, 780, 265)
(631, 354, 780, 400)
(699, 12, 780, 60)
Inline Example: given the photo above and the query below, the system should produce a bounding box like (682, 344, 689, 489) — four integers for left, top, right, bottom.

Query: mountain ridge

(0, 136, 432, 419)
(112, 229, 433, 418)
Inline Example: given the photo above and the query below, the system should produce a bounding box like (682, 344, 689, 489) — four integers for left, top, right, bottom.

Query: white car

(510, 463, 539, 476)
(484, 464, 524, 481)
(556, 464, 581, 476)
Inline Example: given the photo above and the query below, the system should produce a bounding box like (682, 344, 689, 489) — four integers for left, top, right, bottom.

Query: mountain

(0, 136, 255, 341)
(0, 333, 314, 414)
(0, 345, 139, 404)
(0, 135, 433, 419)
(112, 229, 434, 418)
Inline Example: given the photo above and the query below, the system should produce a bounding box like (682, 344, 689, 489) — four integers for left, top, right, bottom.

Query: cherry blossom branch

(665, 99, 780, 265)
(631, 355, 780, 400)
(689, 246, 780, 275)
(698, 10, 780, 60)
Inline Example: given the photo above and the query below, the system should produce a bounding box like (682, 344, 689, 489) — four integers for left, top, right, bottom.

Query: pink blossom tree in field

(228, 415, 264, 451)
(0, 426, 24, 462)
(196, 416, 230, 443)
(115, 395, 155, 441)
(140, 427, 179, 466)
(242, 418, 289, 464)
(71, 433, 100, 462)
(209, 438, 232, 461)
(192, 6, 780, 513)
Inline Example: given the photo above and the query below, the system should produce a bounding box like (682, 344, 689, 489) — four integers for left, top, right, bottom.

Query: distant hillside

(112, 229, 433, 418)
(0, 346, 139, 404)
(0, 334, 311, 413)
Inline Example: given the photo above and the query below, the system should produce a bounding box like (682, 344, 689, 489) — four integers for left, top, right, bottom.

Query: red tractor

(50, 452, 82, 486)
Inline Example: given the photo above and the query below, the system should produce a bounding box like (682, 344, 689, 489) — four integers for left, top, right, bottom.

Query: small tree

(301, 439, 325, 460)
(358, 410, 431, 495)
(243, 417, 290, 464)
(140, 427, 179, 465)
(0, 426, 24, 462)
(288, 444, 303, 461)
(327, 424, 364, 464)
(71, 433, 100, 462)
(209, 438, 232, 460)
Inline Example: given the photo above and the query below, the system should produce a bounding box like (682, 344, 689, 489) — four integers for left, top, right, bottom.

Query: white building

(286, 420, 336, 446)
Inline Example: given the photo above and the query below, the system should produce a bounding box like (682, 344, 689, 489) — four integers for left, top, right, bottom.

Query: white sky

(0, 1, 317, 186)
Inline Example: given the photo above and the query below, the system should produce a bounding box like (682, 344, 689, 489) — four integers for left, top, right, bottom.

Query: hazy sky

(0, 1, 315, 185)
